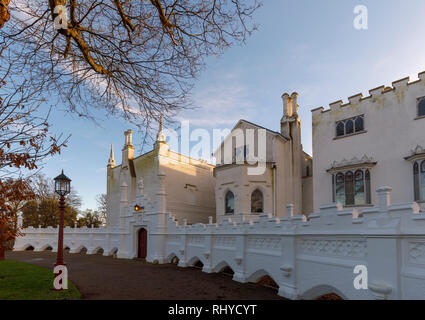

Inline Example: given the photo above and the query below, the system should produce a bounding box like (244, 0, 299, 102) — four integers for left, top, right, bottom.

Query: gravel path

(6, 251, 284, 300)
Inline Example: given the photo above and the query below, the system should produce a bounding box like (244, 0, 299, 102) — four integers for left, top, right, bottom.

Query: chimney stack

(282, 93, 291, 117)
(291, 92, 299, 115)
(124, 130, 133, 148)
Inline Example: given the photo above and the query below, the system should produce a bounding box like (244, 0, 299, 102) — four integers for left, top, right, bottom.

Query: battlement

(165, 187, 424, 235)
(311, 71, 425, 116)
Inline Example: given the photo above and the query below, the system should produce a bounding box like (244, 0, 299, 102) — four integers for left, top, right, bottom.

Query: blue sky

(38, 0, 425, 210)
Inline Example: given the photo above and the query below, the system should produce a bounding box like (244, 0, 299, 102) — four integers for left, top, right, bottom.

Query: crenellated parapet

(165, 187, 424, 236)
(311, 71, 425, 117)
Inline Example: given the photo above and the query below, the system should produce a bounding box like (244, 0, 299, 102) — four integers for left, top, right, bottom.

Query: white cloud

(178, 81, 256, 128)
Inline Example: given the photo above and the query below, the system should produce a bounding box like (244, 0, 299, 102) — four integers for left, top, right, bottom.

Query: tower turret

(122, 129, 135, 166)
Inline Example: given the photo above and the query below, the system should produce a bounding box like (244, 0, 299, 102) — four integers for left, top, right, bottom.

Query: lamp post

(53, 170, 71, 268)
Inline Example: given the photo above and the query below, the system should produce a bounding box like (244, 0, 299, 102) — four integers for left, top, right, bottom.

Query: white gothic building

(106, 127, 216, 226)
(13, 71, 425, 300)
(312, 72, 425, 213)
(213, 93, 313, 223)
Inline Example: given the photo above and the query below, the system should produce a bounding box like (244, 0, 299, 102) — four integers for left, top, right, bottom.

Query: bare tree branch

(0, 1, 260, 131)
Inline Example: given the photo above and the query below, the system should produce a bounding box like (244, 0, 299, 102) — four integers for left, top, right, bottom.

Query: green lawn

(0, 260, 81, 300)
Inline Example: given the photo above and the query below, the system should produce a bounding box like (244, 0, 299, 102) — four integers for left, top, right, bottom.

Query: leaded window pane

(345, 120, 354, 135)
(355, 116, 364, 132)
(335, 173, 345, 205)
(345, 171, 354, 205)
(419, 98, 425, 117)
(334, 170, 372, 206)
(354, 170, 365, 205)
(414, 162, 420, 201)
(225, 191, 234, 214)
(365, 169, 371, 204)
(336, 122, 345, 136)
(421, 163, 425, 201)
(421, 173, 425, 201)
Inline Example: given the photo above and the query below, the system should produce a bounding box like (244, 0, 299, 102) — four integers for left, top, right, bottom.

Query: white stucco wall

(107, 135, 216, 226)
(214, 116, 312, 222)
(312, 73, 425, 212)
(159, 150, 216, 224)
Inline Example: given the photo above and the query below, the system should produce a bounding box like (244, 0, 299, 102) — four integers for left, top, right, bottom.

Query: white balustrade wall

(14, 186, 425, 300)
(14, 226, 122, 256)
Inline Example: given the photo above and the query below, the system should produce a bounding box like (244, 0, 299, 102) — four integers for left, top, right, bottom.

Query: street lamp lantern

(134, 204, 144, 212)
(54, 170, 71, 196)
(53, 170, 71, 290)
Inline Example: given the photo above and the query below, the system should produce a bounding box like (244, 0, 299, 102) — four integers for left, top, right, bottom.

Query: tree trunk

(0, 246, 4, 260)
(0, 223, 5, 260)
(0, 0, 10, 30)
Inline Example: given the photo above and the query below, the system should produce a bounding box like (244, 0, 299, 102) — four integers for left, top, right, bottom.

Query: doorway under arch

(138, 228, 147, 259)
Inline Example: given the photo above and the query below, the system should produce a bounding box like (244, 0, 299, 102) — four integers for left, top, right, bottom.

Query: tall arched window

(345, 120, 354, 135)
(414, 162, 420, 201)
(418, 98, 425, 117)
(251, 189, 263, 213)
(225, 191, 234, 215)
(421, 160, 425, 200)
(335, 173, 345, 204)
(365, 169, 371, 204)
(336, 122, 345, 137)
(355, 116, 364, 132)
(354, 170, 365, 205)
(413, 160, 425, 202)
(345, 171, 354, 205)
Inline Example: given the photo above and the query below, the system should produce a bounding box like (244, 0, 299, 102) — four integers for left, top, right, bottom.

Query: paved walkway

(6, 251, 284, 300)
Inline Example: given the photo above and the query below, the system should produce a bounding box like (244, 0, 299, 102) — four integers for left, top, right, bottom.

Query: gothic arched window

(345, 120, 354, 135)
(365, 169, 371, 204)
(418, 98, 425, 117)
(335, 115, 364, 137)
(345, 171, 354, 205)
(225, 191, 234, 215)
(414, 162, 420, 201)
(421, 160, 425, 201)
(251, 189, 263, 213)
(355, 116, 364, 132)
(354, 170, 365, 205)
(333, 169, 371, 206)
(336, 121, 345, 137)
(335, 173, 345, 205)
(413, 160, 425, 202)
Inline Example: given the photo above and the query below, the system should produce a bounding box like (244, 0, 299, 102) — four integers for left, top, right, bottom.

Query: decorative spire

(156, 114, 165, 142)
(108, 144, 116, 167)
